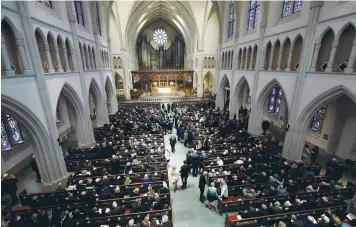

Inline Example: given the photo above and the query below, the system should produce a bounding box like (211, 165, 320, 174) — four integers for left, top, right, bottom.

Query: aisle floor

(164, 131, 225, 227)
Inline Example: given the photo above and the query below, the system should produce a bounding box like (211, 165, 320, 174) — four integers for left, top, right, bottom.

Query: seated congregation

(2, 103, 173, 227)
(180, 112, 355, 226)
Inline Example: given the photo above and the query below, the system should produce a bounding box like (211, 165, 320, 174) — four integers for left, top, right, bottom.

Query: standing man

(191, 151, 200, 177)
(180, 161, 190, 189)
(31, 156, 41, 183)
(311, 146, 319, 165)
(169, 134, 177, 153)
(199, 171, 207, 203)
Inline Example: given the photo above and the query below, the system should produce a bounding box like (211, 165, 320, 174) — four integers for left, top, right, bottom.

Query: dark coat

(180, 164, 190, 177)
(199, 175, 206, 189)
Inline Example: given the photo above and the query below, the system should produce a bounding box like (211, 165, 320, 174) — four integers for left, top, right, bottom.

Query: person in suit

(169, 134, 176, 153)
(290, 214, 303, 227)
(199, 171, 207, 203)
(180, 161, 190, 189)
(191, 151, 200, 177)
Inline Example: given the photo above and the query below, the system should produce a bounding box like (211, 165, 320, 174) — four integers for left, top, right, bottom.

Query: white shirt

(220, 184, 228, 197)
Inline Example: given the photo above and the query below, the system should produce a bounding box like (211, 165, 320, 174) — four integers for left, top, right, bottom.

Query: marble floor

(164, 130, 225, 227)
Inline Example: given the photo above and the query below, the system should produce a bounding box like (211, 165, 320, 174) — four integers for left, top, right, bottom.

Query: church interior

(1, 0, 356, 226)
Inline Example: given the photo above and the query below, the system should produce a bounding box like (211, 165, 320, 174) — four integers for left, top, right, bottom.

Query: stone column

(281, 124, 306, 161)
(325, 40, 339, 72)
(1, 35, 15, 76)
(260, 49, 266, 70)
(63, 49, 70, 71)
(276, 49, 283, 70)
(268, 47, 274, 70)
(54, 46, 63, 72)
(81, 49, 87, 71)
(70, 48, 78, 71)
(16, 1, 68, 185)
(244, 52, 248, 69)
(16, 37, 31, 74)
(249, 51, 254, 70)
(44, 43, 55, 73)
(285, 46, 294, 71)
(345, 38, 356, 73)
(86, 50, 91, 71)
(309, 43, 321, 72)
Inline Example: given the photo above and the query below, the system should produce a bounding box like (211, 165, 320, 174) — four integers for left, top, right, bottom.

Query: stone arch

(272, 39, 281, 70)
(78, 42, 85, 71)
(208, 57, 212, 68)
(83, 43, 89, 70)
(242, 47, 247, 69)
(65, 38, 73, 71)
(212, 57, 216, 68)
(92, 46, 97, 70)
(56, 82, 94, 147)
(47, 31, 57, 72)
(264, 41, 272, 70)
(233, 76, 251, 110)
(115, 72, 124, 95)
(87, 45, 93, 70)
(1, 17, 20, 38)
(227, 51, 231, 69)
(280, 37, 291, 70)
(88, 78, 105, 127)
(247, 46, 252, 69)
(105, 76, 115, 114)
(238, 48, 242, 69)
(217, 74, 231, 109)
(252, 45, 258, 70)
(230, 50, 234, 69)
(35, 28, 48, 72)
(335, 22, 356, 41)
(204, 57, 207, 68)
(252, 79, 289, 135)
(333, 24, 356, 72)
(316, 28, 334, 72)
(1, 18, 23, 75)
(2, 95, 67, 185)
(286, 85, 356, 161)
(221, 53, 225, 69)
(291, 35, 303, 71)
(113, 56, 117, 68)
(57, 35, 66, 71)
(203, 71, 215, 95)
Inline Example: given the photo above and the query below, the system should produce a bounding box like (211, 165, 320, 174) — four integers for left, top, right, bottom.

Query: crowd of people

(1, 99, 355, 227)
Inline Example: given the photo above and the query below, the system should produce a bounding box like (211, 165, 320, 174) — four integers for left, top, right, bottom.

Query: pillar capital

(16, 38, 24, 46)
(314, 42, 321, 49)
(44, 43, 50, 50)
(54, 45, 59, 52)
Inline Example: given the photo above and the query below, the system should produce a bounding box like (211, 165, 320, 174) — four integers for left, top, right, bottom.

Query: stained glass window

(6, 114, 24, 144)
(247, 88, 252, 105)
(310, 105, 327, 132)
(96, 2, 101, 36)
(1, 121, 11, 151)
(38, 1, 53, 8)
(282, 0, 303, 18)
(56, 109, 60, 123)
(74, 1, 85, 26)
(248, 0, 260, 30)
(267, 87, 283, 116)
(228, 0, 235, 38)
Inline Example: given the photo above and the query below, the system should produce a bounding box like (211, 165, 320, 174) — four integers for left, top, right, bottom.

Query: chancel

(1, 1, 356, 227)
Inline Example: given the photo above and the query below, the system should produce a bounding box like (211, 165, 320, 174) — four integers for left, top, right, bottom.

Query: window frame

(228, 0, 235, 38)
(96, 2, 102, 36)
(38, 1, 53, 9)
(73, 1, 85, 27)
(247, 0, 260, 31)
(310, 105, 327, 133)
(1, 114, 25, 152)
(281, 0, 303, 18)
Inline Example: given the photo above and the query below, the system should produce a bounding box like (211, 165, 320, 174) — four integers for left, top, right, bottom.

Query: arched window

(267, 87, 283, 116)
(113, 57, 117, 68)
(1, 114, 24, 151)
(282, 0, 303, 18)
(96, 2, 102, 36)
(310, 105, 327, 132)
(228, 0, 235, 38)
(56, 109, 60, 123)
(248, 0, 260, 31)
(73, 1, 85, 26)
(247, 88, 252, 104)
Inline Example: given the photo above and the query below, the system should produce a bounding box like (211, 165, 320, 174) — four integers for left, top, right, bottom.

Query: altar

(131, 69, 194, 97)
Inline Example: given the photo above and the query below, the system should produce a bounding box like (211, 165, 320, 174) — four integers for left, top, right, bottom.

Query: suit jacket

(180, 164, 190, 177)
(290, 219, 304, 227)
(199, 175, 206, 188)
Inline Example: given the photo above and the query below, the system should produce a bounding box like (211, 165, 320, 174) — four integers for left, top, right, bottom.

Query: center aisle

(164, 130, 225, 227)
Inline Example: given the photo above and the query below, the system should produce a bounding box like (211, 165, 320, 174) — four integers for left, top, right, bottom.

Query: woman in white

(171, 165, 180, 192)
(219, 178, 229, 200)
(216, 157, 224, 166)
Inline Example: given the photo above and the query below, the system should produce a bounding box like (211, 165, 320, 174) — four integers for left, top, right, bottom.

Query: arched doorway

(251, 79, 289, 139)
(203, 72, 214, 97)
(88, 79, 105, 127)
(56, 83, 95, 148)
(115, 73, 124, 98)
(285, 86, 356, 161)
(217, 75, 230, 110)
(2, 95, 67, 185)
